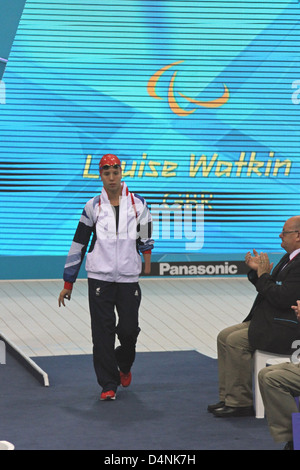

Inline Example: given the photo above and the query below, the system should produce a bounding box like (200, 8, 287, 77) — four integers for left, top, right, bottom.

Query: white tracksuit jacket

(63, 182, 154, 287)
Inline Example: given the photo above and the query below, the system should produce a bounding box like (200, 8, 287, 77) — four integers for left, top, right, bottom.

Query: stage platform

(0, 277, 283, 450)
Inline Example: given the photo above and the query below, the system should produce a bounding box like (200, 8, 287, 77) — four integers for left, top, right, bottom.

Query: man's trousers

(88, 278, 141, 392)
(258, 362, 300, 443)
(217, 321, 255, 407)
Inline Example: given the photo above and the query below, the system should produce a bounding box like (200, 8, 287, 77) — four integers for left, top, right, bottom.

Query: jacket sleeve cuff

(142, 249, 152, 254)
(64, 281, 73, 291)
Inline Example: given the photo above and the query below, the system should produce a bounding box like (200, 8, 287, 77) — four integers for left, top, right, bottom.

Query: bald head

(279, 216, 300, 253)
(288, 216, 300, 230)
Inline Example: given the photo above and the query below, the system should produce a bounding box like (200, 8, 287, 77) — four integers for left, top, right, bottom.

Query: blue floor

(0, 350, 282, 451)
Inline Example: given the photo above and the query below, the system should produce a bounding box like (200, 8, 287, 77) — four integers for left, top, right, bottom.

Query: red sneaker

(100, 390, 116, 401)
(120, 371, 132, 387)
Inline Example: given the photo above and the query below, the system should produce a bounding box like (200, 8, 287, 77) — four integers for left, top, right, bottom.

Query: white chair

(0, 441, 14, 450)
(254, 349, 291, 418)
(0, 340, 5, 364)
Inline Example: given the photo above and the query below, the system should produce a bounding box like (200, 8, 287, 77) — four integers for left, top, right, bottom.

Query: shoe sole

(213, 409, 254, 418)
(100, 394, 116, 401)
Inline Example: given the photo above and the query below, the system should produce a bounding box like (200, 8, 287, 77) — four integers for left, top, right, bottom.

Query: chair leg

(0, 340, 5, 365)
(254, 353, 265, 419)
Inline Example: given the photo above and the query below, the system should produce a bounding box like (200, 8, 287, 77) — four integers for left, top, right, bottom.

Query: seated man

(258, 300, 300, 450)
(208, 216, 300, 417)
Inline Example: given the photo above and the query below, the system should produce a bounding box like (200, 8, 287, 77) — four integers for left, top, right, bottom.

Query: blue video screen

(0, 0, 299, 259)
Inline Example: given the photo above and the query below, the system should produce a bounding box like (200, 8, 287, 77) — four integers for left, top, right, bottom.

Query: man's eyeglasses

(280, 230, 300, 235)
(100, 164, 121, 171)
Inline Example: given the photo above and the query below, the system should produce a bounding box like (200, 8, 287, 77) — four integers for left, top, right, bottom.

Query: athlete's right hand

(58, 289, 72, 307)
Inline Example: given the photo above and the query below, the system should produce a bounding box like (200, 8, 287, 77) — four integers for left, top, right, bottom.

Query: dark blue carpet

(0, 350, 282, 451)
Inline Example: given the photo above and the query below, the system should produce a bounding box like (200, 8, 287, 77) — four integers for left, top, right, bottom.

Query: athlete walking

(59, 154, 154, 400)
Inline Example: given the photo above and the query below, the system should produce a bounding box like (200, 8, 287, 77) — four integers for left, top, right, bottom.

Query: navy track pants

(88, 278, 141, 392)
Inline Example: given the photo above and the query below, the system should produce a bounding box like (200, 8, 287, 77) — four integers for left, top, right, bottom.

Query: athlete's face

(100, 165, 122, 195)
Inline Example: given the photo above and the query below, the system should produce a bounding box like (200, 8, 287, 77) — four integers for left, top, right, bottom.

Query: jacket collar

(273, 251, 300, 277)
(289, 248, 300, 261)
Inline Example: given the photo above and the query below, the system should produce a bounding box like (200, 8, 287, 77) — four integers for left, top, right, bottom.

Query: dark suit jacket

(245, 252, 300, 354)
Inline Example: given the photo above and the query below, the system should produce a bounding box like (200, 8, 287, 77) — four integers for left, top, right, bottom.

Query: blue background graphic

(0, 0, 300, 278)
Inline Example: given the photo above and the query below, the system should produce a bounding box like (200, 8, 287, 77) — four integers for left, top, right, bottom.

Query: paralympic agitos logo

(147, 60, 229, 117)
